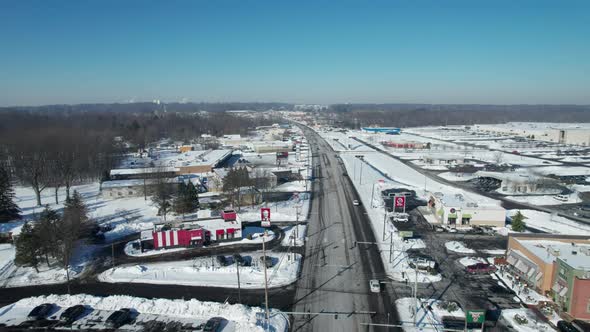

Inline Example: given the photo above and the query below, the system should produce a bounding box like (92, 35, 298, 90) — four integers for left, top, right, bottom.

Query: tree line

(0, 109, 276, 210)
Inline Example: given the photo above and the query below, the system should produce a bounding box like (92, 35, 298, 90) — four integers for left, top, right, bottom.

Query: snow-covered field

(99, 252, 301, 289)
(0, 294, 289, 332)
(238, 194, 310, 222)
(508, 209, 590, 235)
(445, 241, 476, 254)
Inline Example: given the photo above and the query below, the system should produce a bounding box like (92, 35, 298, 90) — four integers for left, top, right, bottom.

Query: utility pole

(262, 231, 270, 331)
(413, 263, 418, 327)
(359, 159, 364, 185)
(236, 253, 241, 303)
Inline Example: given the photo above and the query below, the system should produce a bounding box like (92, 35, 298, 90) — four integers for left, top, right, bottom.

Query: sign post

(261, 208, 271, 227)
(394, 195, 406, 213)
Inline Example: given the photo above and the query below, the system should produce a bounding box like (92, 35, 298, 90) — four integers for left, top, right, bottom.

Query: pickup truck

(466, 263, 496, 274)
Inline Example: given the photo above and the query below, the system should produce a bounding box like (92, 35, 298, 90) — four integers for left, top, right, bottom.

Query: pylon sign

(261, 208, 271, 227)
(394, 196, 406, 208)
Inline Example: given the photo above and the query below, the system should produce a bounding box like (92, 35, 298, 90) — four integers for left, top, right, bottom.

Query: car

(59, 305, 86, 323)
(448, 227, 457, 233)
(409, 256, 436, 269)
(105, 308, 132, 328)
(369, 279, 381, 293)
(466, 263, 497, 274)
(554, 194, 569, 202)
(352, 200, 360, 206)
(216, 255, 228, 266)
(260, 256, 274, 268)
(27, 303, 54, 321)
(557, 320, 578, 332)
(392, 212, 409, 222)
(203, 317, 224, 332)
(233, 254, 251, 266)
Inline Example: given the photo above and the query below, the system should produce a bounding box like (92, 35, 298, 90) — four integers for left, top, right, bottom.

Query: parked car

(27, 303, 54, 320)
(105, 308, 132, 328)
(203, 317, 224, 332)
(392, 213, 409, 222)
(466, 263, 497, 274)
(260, 256, 274, 268)
(216, 255, 228, 266)
(554, 194, 569, 202)
(352, 200, 360, 206)
(409, 256, 436, 269)
(557, 320, 577, 332)
(59, 305, 86, 323)
(369, 279, 381, 293)
(233, 254, 251, 267)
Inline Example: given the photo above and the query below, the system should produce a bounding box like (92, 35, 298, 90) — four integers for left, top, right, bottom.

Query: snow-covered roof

(110, 167, 179, 176)
(517, 239, 590, 269)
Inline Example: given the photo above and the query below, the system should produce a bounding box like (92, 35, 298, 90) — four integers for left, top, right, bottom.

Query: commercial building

(422, 155, 465, 167)
(427, 192, 505, 228)
(506, 234, 590, 320)
(475, 123, 590, 146)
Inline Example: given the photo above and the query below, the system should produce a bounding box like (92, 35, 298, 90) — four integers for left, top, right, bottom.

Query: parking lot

(389, 210, 521, 328)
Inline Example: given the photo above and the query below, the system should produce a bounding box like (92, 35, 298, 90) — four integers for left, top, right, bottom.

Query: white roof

(110, 167, 179, 176)
(517, 239, 590, 270)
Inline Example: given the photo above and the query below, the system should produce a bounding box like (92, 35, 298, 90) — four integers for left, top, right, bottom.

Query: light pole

(262, 231, 270, 331)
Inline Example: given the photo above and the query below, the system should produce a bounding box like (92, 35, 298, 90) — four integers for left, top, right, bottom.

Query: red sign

(394, 196, 406, 208)
(261, 208, 271, 227)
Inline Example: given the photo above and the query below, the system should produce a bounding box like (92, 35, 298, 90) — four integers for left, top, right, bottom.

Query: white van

(553, 195, 569, 202)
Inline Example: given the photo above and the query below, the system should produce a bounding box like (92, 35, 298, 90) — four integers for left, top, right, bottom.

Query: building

(151, 212, 243, 249)
(381, 141, 430, 149)
(422, 155, 465, 167)
(251, 141, 292, 153)
(475, 123, 590, 146)
(361, 127, 401, 135)
(100, 178, 180, 198)
(110, 167, 179, 180)
(506, 234, 590, 320)
(427, 192, 505, 227)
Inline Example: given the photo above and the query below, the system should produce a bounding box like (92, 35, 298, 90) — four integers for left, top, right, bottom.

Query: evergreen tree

(511, 210, 526, 232)
(152, 182, 174, 222)
(58, 190, 90, 293)
(173, 182, 199, 215)
(14, 222, 40, 272)
(35, 205, 61, 265)
(0, 164, 21, 222)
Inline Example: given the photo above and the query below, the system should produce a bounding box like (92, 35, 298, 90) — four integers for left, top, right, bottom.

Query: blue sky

(1, 0, 589, 106)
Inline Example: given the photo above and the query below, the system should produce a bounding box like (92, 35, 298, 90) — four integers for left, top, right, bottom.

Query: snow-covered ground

(0, 294, 289, 332)
(437, 172, 478, 182)
(281, 225, 307, 247)
(445, 241, 476, 254)
(395, 297, 466, 332)
(238, 194, 310, 222)
(492, 270, 551, 305)
(508, 209, 590, 235)
(505, 192, 582, 206)
(317, 129, 441, 283)
(499, 308, 555, 332)
(99, 252, 301, 289)
(273, 180, 307, 192)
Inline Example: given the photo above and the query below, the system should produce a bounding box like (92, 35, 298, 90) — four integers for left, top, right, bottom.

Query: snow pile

(273, 180, 308, 192)
(281, 225, 307, 247)
(4, 294, 288, 332)
(508, 209, 590, 235)
(395, 297, 464, 331)
(458, 257, 486, 267)
(99, 252, 301, 289)
(499, 308, 554, 332)
(445, 241, 476, 254)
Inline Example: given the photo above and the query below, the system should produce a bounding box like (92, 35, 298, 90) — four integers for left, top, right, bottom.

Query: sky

(0, 0, 589, 106)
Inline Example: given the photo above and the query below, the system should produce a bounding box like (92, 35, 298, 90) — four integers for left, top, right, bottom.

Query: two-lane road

(291, 127, 399, 332)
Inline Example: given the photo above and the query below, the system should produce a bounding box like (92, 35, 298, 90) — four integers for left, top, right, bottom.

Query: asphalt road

(291, 127, 400, 332)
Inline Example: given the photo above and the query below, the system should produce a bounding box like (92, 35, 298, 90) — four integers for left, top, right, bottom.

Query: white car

(392, 212, 409, 222)
(369, 279, 381, 293)
(353, 200, 360, 206)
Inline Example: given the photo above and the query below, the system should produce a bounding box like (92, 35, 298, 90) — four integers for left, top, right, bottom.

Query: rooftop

(517, 239, 590, 270)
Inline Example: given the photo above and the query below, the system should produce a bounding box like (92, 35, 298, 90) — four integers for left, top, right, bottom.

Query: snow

(0, 293, 288, 332)
(99, 252, 301, 289)
(238, 195, 310, 222)
(273, 180, 307, 192)
(493, 270, 551, 305)
(394, 297, 465, 331)
(281, 225, 307, 247)
(437, 172, 478, 182)
(124, 240, 188, 257)
(481, 249, 506, 255)
(505, 193, 582, 206)
(508, 209, 590, 235)
(533, 166, 590, 176)
(445, 241, 476, 254)
(499, 308, 554, 332)
(458, 257, 486, 267)
(0, 244, 15, 277)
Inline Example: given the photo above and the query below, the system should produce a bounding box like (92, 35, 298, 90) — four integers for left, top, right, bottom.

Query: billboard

(261, 207, 271, 227)
(465, 310, 485, 324)
(394, 196, 406, 208)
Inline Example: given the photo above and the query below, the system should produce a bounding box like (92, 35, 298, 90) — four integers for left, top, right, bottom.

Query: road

(291, 127, 400, 332)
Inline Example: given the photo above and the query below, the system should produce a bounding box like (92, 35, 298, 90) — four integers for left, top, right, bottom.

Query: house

(506, 234, 590, 320)
(427, 192, 505, 228)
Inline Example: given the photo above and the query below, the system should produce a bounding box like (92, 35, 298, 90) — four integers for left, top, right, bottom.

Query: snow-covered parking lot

(0, 294, 289, 331)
